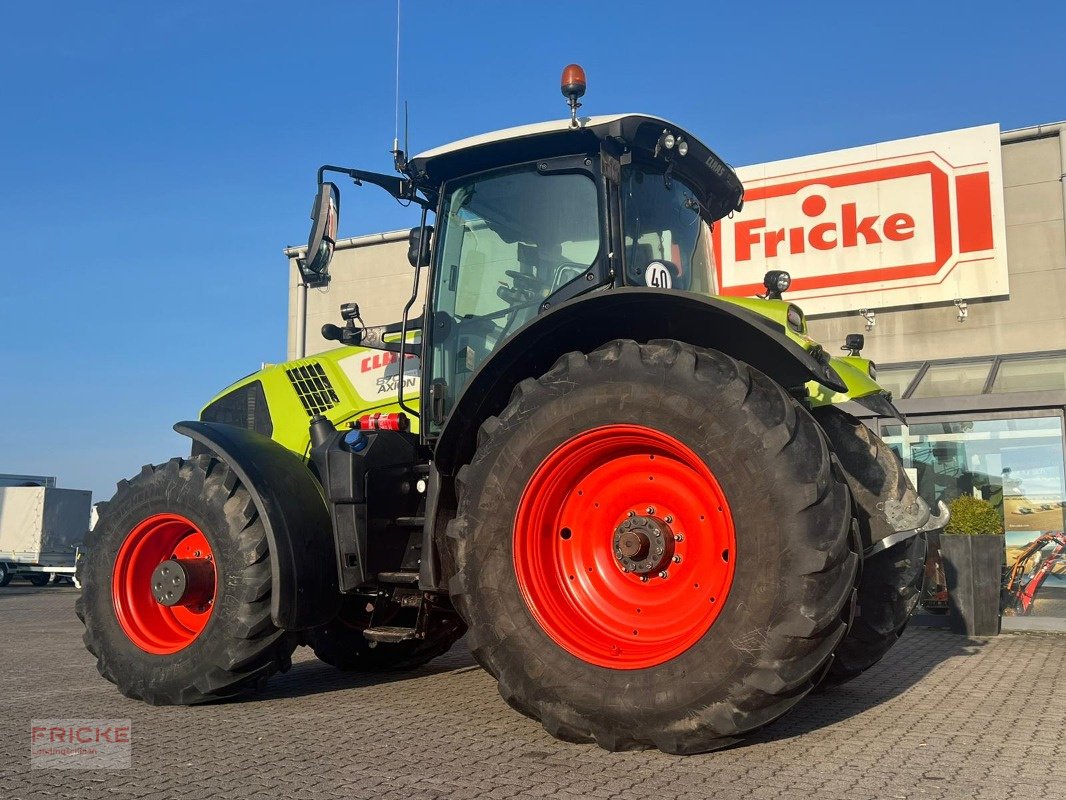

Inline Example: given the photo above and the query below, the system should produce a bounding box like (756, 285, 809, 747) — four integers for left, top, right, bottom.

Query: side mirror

(299, 182, 340, 287)
(407, 225, 433, 268)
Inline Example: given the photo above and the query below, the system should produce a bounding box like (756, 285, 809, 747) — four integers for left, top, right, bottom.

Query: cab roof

(407, 113, 744, 222)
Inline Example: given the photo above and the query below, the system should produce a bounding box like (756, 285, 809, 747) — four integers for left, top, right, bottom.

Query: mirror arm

(322, 318, 422, 354)
(317, 165, 431, 209)
(359, 325, 420, 357)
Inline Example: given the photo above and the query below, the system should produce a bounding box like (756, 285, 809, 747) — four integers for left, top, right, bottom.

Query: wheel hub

(112, 513, 217, 655)
(151, 558, 215, 609)
(613, 515, 673, 575)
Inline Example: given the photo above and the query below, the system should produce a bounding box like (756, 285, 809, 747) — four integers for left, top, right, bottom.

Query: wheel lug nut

(622, 567, 629, 573)
(672, 555, 682, 563)
(664, 515, 673, 523)
(640, 575, 649, 583)
(675, 534, 684, 542)
(627, 510, 636, 517)
(658, 570, 669, 579)
(646, 506, 655, 515)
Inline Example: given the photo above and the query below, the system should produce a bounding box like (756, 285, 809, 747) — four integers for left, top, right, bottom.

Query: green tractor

(79, 67, 946, 754)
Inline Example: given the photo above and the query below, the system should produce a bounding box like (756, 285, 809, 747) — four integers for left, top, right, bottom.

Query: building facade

(806, 124, 1066, 626)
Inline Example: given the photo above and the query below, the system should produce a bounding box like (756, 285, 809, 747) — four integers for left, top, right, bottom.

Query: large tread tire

(812, 406, 927, 686)
(76, 456, 298, 705)
(0, 563, 11, 587)
(444, 339, 857, 754)
(306, 596, 465, 672)
(824, 534, 926, 684)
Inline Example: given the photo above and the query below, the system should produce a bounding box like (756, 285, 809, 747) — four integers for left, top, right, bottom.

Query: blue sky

(0, 1, 1062, 502)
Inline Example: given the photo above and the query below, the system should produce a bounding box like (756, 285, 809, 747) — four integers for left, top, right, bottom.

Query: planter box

(940, 533, 1004, 637)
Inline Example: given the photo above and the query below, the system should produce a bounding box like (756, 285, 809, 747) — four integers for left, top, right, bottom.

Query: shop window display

(882, 416, 1066, 619)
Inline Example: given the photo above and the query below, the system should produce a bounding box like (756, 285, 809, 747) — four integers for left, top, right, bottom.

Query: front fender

(174, 421, 339, 630)
(808, 356, 906, 423)
(433, 287, 847, 475)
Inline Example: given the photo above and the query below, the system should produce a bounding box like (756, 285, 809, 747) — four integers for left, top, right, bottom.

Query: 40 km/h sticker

(645, 262, 673, 289)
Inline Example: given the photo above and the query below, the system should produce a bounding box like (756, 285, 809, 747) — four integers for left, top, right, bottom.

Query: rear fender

(433, 287, 847, 475)
(174, 421, 339, 630)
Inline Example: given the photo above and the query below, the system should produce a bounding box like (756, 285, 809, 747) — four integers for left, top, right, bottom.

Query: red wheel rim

(513, 425, 736, 669)
(112, 513, 216, 655)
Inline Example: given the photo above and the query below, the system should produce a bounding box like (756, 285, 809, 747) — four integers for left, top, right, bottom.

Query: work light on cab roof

(560, 63, 586, 127)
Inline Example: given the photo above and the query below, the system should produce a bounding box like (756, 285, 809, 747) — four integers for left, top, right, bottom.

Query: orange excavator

(1003, 531, 1066, 616)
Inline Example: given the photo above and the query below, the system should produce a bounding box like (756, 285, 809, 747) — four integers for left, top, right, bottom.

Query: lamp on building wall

(858, 308, 876, 332)
(954, 298, 969, 323)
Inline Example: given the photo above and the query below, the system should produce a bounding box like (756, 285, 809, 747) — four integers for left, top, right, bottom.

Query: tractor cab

(304, 92, 746, 435)
(408, 113, 743, 426)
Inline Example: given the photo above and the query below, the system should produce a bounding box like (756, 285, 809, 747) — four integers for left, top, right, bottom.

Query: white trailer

(0, 487, 91, 587)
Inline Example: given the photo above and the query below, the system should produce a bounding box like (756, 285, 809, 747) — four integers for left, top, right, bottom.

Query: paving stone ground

(2, 586, 1064, 800)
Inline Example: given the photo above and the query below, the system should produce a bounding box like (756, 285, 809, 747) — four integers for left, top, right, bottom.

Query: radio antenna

(391, 0, 407, 172)
(393, 0, 401, 152)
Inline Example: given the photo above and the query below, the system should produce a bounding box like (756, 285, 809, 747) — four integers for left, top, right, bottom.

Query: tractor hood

(198, 347, 420, 457)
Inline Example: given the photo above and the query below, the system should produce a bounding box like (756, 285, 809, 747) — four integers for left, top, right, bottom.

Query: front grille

(200, 380, 272, 436)
(286, 361, 339, 416)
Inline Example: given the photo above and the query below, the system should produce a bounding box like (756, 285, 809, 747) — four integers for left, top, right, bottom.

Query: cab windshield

(621, 164, 716, 293)
(429, 162, 602, 426)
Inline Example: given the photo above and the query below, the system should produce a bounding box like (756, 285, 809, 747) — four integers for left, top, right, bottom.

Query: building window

(992, 354, 1066, 394)
(875, 365, 922, 399)
(908, 360, 994, 399)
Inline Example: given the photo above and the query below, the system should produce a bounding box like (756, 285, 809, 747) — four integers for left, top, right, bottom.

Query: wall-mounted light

(954, 298, 968, 323)
(859, 308, 876, 332)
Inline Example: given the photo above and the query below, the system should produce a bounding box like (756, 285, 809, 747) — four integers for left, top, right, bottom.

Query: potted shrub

(939, 495, 1005, 636)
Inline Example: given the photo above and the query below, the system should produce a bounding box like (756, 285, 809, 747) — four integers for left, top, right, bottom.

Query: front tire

(445, 340, 857, 754)
(76, 456, 297, 704)
(813, 407, 927, 685)
(825, 534, 926, 683)
(0, 563, 11, 587)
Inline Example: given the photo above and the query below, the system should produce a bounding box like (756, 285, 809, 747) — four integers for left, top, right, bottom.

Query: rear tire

(28, 573, 51, 587)
(306, 596, 464, 672)
(76, 456, 297, 704)
(0, 563, 11, 587)
(445, 340, 857, 754)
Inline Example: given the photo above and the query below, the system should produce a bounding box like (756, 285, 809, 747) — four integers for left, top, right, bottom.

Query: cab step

(378, 571, 420, 584)
(363, 626, 419, 643)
